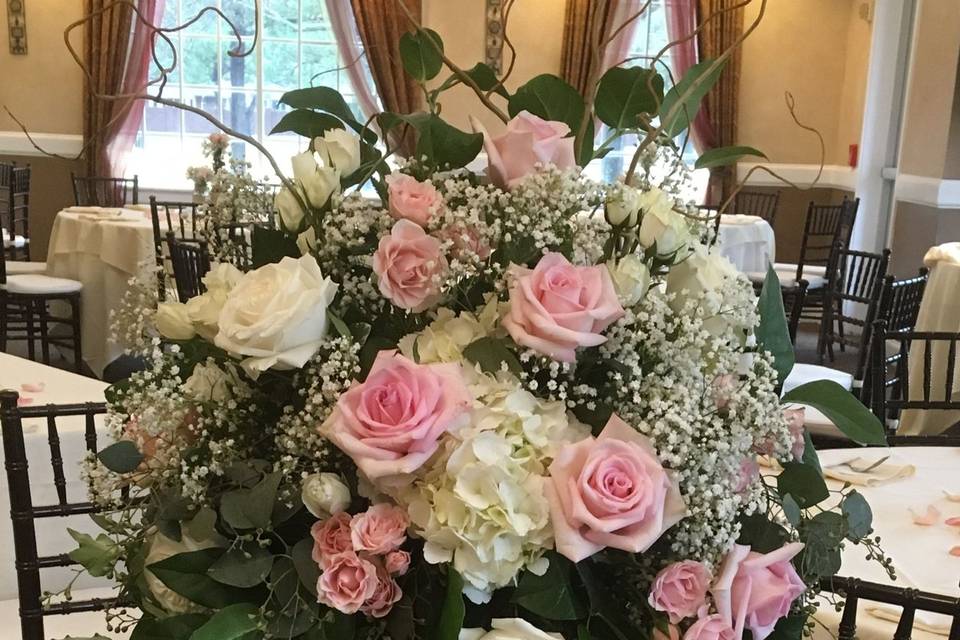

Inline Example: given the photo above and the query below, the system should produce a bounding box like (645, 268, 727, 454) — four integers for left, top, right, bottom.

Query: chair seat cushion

(0, 586, 127, 639)
(2, 235, 28, 249)
(774, 262, 827, 279)
(4, 274, 82, 295)
(746, 270, 826, 290)
(5, 261, 47, 275)
(782, 363, 854, 396)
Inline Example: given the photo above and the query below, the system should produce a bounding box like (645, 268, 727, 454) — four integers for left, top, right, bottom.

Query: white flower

(275, 185, 305, 231)
(144, 531, 221, 614)
(296, 226, 318, 256)
(606, 184, 642, 227)
(155, 302, 195, 340)
(478, 619, 564, 640)
(608, 255, 651, 306)
(184, 263, 243, 339)
(637, 186, 692, 257)
(316, 129, 362, 176)
(214, 255, 339, 378)
(666, 246, 741, 335)
(291, 150, 340, 209)
(301, 472, 351, 517)
(398, 300, 499, 364)
(183, 361, 236, 402)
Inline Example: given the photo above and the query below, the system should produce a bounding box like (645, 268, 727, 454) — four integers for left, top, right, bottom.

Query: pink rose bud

(683, 609, 736, 640)
(733, 457, 759, 495)
(350, 503, 409, 555)
(711, 374, 736, 410)
(360, 565, 403, 618)
(384, 550, 411, 576)
(316, 551, 378, 614)
(372, 219, 448, 312)
(311, 512, 354, 566)
(476, 111, 577, 190)
(648, 560, 712, 623)
(783, 407, 806, 460)
(545, 414, 687, 562)
(503, 252, 624, 362)
(386, 173, 443, 227)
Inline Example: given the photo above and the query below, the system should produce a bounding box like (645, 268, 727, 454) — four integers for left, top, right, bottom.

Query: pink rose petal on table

(945, 491, 960, 503)
(945, 516, 960, 527)
(909, 505, 941, 526)
(16, 396, 33, 406)
(20, 382, 45, 393)
(949, 546, 960, 557)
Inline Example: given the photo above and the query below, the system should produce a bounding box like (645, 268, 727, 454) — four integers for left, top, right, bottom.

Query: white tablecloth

(0, 354, 113, 600)
(899, 243, 960, 435)
(812, 447, 960, 640)
(716, 214, 776, 273)
(45, 206, 158, 375)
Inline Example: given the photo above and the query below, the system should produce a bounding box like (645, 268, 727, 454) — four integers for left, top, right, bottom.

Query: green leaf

(221, 472, 283, 531)
(756, 265, 794, 387)
(801, 429, 822, 474)
(399, 28, 444, 82)
(799, 512, 845, 578)
(67, 529, 120, 577)
(464, 62, 509, 98)
(208, 545, 274, 588)
(251, 225, 300, 269)
(130, 614, 208, 640)
(412, 114, 483, 170)
(737, 512, 789, 553)
(508, 74, 585, 134)
(781, 380, 886, 445)
(191, 603, 261, 640)
(841, 491, 873, 542)
(269, 109, 344, 138)
(322, 612, 356, 640)
(577, 560, 635, 640)
(766, 613, 806, 640)
(278, 86, 375, 142)
(462, 336, 522, 376)
(292, 537, 321, 597)
(781, 494, 802, 526)
(185, 506, 218, 542)
(694, 145, 768, 170)
(512, 552, 587, 621)
(659, 58, 727, 137)
(595, 66, 664, 129)
(576, 117, 595, 167)
(97, 440, 144, 474)
(431, 568, 465, 640)
(148, 548, 260, 609)
(776, 461, 829, 508)
(328, 311, 352, 340)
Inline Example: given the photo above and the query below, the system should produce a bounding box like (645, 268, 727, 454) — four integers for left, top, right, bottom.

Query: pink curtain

(664, 0, 715, 153)
(601, 0, 641, 74)
(324, 0, 381, 120)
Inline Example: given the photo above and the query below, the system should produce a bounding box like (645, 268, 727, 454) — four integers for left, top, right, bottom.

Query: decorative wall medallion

(7, 0, 27, 55)
(485, 0, 503, 74)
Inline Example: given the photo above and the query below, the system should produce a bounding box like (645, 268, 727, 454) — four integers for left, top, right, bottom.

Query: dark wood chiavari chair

(818, 247, 890, 364)
(0, 391, 119, 640)
(5, 165, 32, 262)
(732, 190, 780, 226)
(149, 197, 200, 301)
(214, 222, 256, 271)
(166, 233, 211, 301)
(71, 174, 139, 208)
(819, 576, 960, 640)
(787, 279, 809, 346)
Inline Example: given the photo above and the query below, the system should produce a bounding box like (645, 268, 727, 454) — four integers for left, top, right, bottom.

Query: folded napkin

(923, 242, 960, 267)
(720, 214, 763, 225)
(867, 605, 952, 636)
(823, 456, 916, 486)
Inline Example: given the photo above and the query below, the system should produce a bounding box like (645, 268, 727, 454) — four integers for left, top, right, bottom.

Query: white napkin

(867, 605, 953, 636)
(720, 214, 763, 225)
(822, 456, 916, 486)
(923, 242, 960, 267)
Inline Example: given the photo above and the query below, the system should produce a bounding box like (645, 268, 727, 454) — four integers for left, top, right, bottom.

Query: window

(128, 0, 377, 189)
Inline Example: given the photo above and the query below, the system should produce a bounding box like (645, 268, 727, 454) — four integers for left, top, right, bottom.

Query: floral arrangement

(73, 19, 890, 640)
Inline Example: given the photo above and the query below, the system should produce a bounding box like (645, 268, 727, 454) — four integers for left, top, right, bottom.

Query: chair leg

(0, 297, 7, 353)
(70, 296, 83, 373)
(38, 299, 50, 365)
(25, 299, 36, 360)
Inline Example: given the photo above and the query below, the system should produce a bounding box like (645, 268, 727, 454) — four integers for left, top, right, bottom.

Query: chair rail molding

(0, 131, 83, 157)
(893, 173, 960, 209)
(736, 162, 858, 191)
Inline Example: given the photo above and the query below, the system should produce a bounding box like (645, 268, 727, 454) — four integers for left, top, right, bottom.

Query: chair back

(149, 197, 200, 300)
(71, 174, 138, 207)
(876, 269, 929, 334)
(214, 222, 255, 271)
(0, 391, 117, 640)
(820, 576, 960, 640)
(794, 198, 860, 282)
(787, 279, 809, 345)
(732, 190, 779, 226)
(3, 166, 31, 261)
(166, 233, 211, 301)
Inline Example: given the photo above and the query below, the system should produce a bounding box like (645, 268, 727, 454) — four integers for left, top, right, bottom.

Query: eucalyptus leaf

(97, 440, 144, 474)
(67, 529, 121, 578)
(208, 546, 273, 588)
(190, 603, 261, 640)
(508, 74, 584, 134)
(781, 380, 886, 445)
(737, 512, 789, 553)
(595, 66, 664, 129)
(399, 28, 444, 82)
(694, 145, 767, 170)
(841, 491, 873, 542)
(292, 537, 320, 596)
(782, 494, 802, 526)
(776, 461, 829, 508)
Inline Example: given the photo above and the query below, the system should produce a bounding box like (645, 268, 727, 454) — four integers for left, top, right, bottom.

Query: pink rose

(321, 350, 472, 481)
(387, 173, 442, 227)
(437, 223, 492, 260)
(712, 543, 806, 640)
(712, 374, 737, 410)
(683, 609, 736, 640)
(361, 565, 403, 618)
(503, 252, 624, 362)
(384, 550, 411, 576)
(545, 414, 687, 562)
(783, 407, 806, 460)
(373, 219, 448, 312)
(350, 503, 409, 554)
(477, 111, 577, 190)
(311, 512, 354, 565)
(317, 551, 378, 614)
(654, 625, 681, 640)
(733, 457, 759, 495)
(648, 560, 712, 623)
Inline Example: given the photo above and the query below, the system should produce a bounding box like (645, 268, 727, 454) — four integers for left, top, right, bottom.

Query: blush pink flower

(711, 543, 806, 640)
(648, 560, 712, 623)
(387, 173, 443, 227)
(503, 252, 624, 362)
(783, 407, 806, 460)
(712, 374, 736, 410)
(437, 223, 492, 260)
(683, 609, 736, 640)
(733, 457, 760, 495)
(311, 512, 354, 566)
(360, 565, 403, 618)
(373, 219, 448, 312)
(384, 550, 411, 576)
(654, 625, 681, 640)
(350, 503, 409, 554)
(321, 350, 472, 482)
(317, 552, 378, 614)
(476, 111, 577, 190)
(545, 414, 687, 562)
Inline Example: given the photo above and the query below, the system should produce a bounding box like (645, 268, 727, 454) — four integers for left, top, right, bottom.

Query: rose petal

(949, 546, 960, 557)
(910, 505, 941, 526)
(20, 382, 45, 393)
(944, 491, 960, 503)
(16, 396, 33, 407)
(945, 516, 960, 527)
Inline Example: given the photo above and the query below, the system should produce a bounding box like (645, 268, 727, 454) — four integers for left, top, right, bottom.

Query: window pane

(264, 91, 295, 137)
(151, 37, 180, 85)
(144, 92, 183, 134)
(183, 88, 221, 133)
(301, 43, 340, 90)
(301, 0, 334, 41)
(160, 1, 179, 28)
(220, 40, 257, 90)
(222, 91, 258, 137)
(220, 2, 258, 40)
(182, 0, 217, 34)
(263, 0, 299, 39)
(263, 40, 299, 90)
(182, 36, 219, 86)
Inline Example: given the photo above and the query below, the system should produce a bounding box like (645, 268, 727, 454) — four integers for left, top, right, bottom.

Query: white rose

(666, 246, 742, 335)
(184, 263, 243, 339)
(214, 256, 339, 378)
(479, 619, 564, 640)
(637, 187, 692, 257)
(605, 184, 642, 227)
(275, 185, 305, 231)
(296, 226, 318, 256)
(155, 302, 195, 340)
(183, 361, 235, 402)
(291, 151, 340, 210)
(607, 255, 651, 306)
(315, 129, 361, 176)
(301, 472, 351, 517)
(144, 531, 221, 614)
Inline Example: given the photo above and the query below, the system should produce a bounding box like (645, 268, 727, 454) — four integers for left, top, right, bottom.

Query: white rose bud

(666, 246, 743, 337)
(296, 226, 318, 256)
(315, 128, 362, 176)
(607, 255, 651, 307)
(290, 150, 340, 210)
(183, 361, 234, 403)
(636, 187, 692, 258)
(605, 185, 642, 227)
(155, 302, 195, 340)
(275, 185, 305, 232)
(301, 472, 351, 517)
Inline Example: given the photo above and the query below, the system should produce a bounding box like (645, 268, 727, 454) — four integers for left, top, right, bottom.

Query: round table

(715, 214, 775, 273)
(899, 243, 960, 435)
